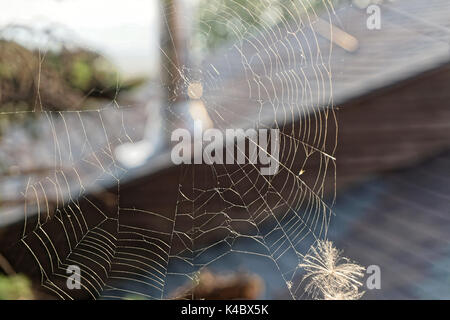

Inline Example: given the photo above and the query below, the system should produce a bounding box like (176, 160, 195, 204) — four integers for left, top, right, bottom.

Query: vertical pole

(160, 0, 187, 107)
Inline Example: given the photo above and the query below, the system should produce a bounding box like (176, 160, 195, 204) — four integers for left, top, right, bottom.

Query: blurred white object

(114, 139, 156, 168)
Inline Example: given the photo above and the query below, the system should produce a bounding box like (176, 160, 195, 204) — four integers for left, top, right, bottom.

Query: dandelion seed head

(299, 240, 365, 300)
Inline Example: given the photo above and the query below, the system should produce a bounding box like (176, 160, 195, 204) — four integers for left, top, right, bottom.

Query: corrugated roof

(329, 151, 450, 299)
(203, 0, 450, 128)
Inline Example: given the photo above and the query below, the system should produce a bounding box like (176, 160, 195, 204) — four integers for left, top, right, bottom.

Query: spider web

(0, 0, 340, 300)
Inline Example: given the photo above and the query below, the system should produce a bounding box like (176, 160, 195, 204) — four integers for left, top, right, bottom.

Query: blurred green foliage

(194, 0, 344, 52)
(0, 39, 125, 110)
(70, 59, 95, 92)
(0, 274, 34, 300)
(0, 35, 145, 136)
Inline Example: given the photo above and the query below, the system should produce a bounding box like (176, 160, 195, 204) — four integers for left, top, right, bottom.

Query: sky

(0, 0, 160, 76)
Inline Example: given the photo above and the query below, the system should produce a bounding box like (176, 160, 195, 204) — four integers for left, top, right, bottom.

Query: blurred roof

(329, 150, 450, 299)
(204, 0, 450, 127)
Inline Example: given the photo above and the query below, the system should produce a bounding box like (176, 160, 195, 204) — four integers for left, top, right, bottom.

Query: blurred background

(0, 0, 160, 77)
(0, 0, 449, 300)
